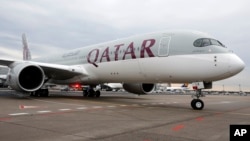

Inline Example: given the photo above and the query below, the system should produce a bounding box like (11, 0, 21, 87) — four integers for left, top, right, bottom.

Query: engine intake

(123, 83, 155, 95)
(8, 63, 45, 92)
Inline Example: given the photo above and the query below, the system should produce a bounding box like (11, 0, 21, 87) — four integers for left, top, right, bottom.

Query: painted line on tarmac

(131, 104, 139, 106)
(0, 117, 11, 121)
(228, 112, 250, 116)
(172, 124, 185, 131)
(9, 113, 29, 116)
(76, 107, 87, 110)
(107, 105, 116, 108)
(29, 98, 86, 107)
(59, 109, 72, 111)
(7, 102, 176, 117)
(19, 105, 46, 109)
(92, 106, 103, 109)
(37, 111, 52, 114)
(120, 105, 128, 107)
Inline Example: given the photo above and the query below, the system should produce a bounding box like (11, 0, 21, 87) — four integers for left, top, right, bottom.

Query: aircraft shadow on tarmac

(0, 90, 150, 101)
(0, 90, 197, 110)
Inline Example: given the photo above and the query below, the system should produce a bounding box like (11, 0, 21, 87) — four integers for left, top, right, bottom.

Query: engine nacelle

(123, 83, 155, 95)
(7, 63, 45, 92)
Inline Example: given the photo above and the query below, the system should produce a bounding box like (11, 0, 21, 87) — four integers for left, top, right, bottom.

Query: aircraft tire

(83, 90, 88, 97)
(88, 89, 95, 97)
(191, 99, 196, 109)
(34, 91, 39, 97)
(43, 89, 49, 97)
(39, 89, 49, 97)
(95, 91, 101, 97)
(191, 99, 204, 110)
(30, 92, 35, 97)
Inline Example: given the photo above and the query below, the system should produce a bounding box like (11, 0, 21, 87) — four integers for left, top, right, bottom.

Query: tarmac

(0, 89, 250, 141)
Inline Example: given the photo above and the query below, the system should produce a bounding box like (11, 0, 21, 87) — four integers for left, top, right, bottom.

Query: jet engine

(7, 63, 45, 92)
(123, 83, 155, 95)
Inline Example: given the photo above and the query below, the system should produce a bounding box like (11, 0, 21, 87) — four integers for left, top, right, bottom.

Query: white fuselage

(34, 30, 245, 85)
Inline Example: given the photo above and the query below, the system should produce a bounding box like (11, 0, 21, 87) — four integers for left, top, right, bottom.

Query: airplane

(166, 83, 189, 93)
(0, 30, 245, 110)
(0, 33, 31, 87)
(102, 83, 123, 91)
(0, 67, 9, 88)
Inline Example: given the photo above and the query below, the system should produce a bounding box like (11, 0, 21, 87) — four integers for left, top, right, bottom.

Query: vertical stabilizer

(22, 33, 31, 60)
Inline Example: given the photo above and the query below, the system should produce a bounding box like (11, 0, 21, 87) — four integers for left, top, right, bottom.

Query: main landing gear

(83, 85, 101, 98)
(191, 89, 205, 110)
(30, 89, 49, 97)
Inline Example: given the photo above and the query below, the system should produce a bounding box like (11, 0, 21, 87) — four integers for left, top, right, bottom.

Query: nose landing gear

(191, 87, 206, 110)
(190, 81, 211, 110)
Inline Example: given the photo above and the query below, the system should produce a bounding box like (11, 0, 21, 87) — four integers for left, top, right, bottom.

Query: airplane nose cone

(229, 54, 245, 75)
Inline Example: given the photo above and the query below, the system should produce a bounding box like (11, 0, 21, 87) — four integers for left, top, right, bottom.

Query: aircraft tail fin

(22, 33, 31, 61)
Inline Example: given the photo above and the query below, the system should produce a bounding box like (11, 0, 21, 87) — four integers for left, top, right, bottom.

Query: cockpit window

(193, 39, 202, 47)
(202, 39, 210, 46)
(193, 38, 225, 47)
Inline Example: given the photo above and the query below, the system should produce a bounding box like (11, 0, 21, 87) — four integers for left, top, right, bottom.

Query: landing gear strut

(83, 85, 101, 98)
(191, 89, 205, 110)
(30, 89, 49, 97)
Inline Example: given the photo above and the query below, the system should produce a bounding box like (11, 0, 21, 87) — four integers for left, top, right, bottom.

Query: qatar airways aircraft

(0, 30, 245, 110)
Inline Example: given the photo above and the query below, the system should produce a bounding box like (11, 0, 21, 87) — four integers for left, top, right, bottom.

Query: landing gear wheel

(95, 91, 101, 98)
(191, 99, 204, 110)
(30, 92, 35, 97)
(42, 89, 49, 97)
(88, 90, 96, 97)
(30, 89, 49, 97)
(83, 90, 88, 97)
(82, 87, 101, 98)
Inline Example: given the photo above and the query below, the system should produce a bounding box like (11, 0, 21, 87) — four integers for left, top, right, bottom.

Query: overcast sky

(0, 0, 249, 91)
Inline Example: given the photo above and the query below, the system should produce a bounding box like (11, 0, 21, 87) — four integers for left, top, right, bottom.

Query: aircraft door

(158, 37, 171, 56)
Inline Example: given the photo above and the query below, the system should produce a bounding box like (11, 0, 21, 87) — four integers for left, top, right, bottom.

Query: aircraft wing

(33, 62, 87, 80)
(0, 59, 88, 80)
(0, 74, 7, 80)
(0, 58, 16, 66)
